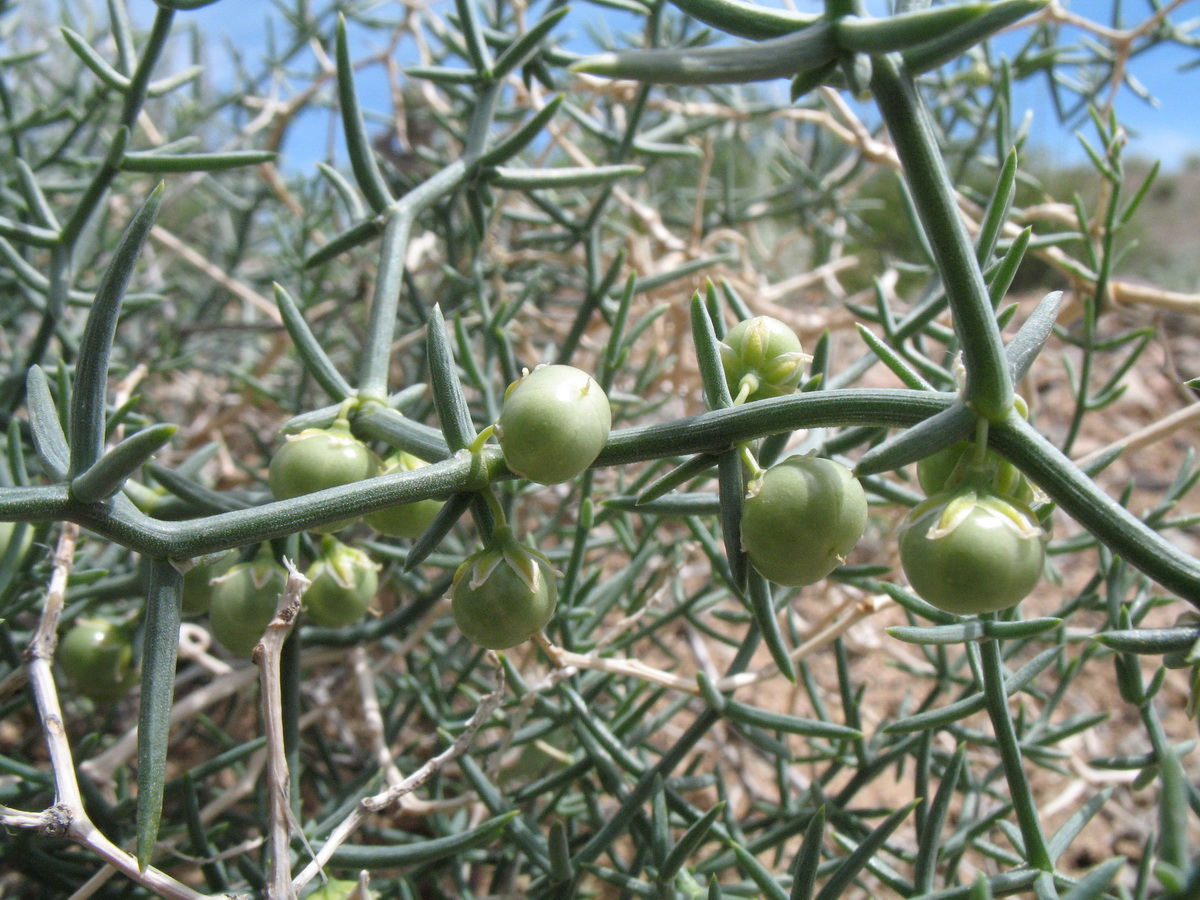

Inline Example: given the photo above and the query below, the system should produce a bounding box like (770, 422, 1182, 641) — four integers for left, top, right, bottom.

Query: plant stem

(978, 633, 1052, 872)
(971, 417, 990, 468)
(871, 53, 1013, 422)
(993, 416, 1200, 606)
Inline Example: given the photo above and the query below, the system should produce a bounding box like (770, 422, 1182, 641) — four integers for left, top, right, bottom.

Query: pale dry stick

(591, 600, 658, 652)
(150, 225, 280, 322)
(819, 86, 900, 169)
(997, 186, 1200, 316)
(0, 804, 51, 829)
(244, 37, 335, 151)
(1039, 770, 1091, 822)
(684, 621, 722, 686)
(235, 30, 397, 222)
(615, 185, 691, 255)
(809, 77, 1200, 318)
(351, 871, 373, 900)
(357, 624, 474, 815)
(304, 624, 427, 787)
(353, 643, 406, 788)
(16, 523, 210, 900)
(290, 661, 507, 894)
(537, 593, 890, 696)
(387, 310, 484, 359)
(64, 816, 211, 900)
(1074, 399, 1200, 468)
(80, 663, 258, 787)
(1038, 0, 1195, 114)
(823, 217, 854, 300)
(110, 364, 149, 444)
(1068, 751, 1139, 787)
(954, 178, 1200, 318)
(254, 561, 308, 900)
(381, 597, 447, 661)
(70, 670, 334, 899)
(362, 666, 504, 815)
(757, 256, 861, 306)
(137, 108, 165, 146)
(26, 522, 84, 806)
(607, 61, 1200, 317)
(654, 99, 831, 126)
(536, 640, 695, 694)
(177, 622, 235, 677)
(682, 621, 743, 787)
(173, 835, 266, 867)
(69, 747, 271, 900)
(1022, 201, 1078, 228)
(698, 226, 750, 257)
(783, 603, 823, 744)
(1109, 283, 1200, 316)
(689, 131, 716, 252)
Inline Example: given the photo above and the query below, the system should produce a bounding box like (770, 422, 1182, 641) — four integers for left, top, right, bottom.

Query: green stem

(732, 378, 755, 407)
(119, 7, 175, 128)
(739, 444, 764, 481)
(0, 391, 950, 558)
(970, 417, 989, 469)
(468, 424, 496, 455)
(870, 54, 1013, 421)
(1063, 167, 1120, 456)
(357, 208, 412, 401)
(7, 386, 1200, 611)
(358, 81, 498, 399)
(355, 159, 469, 399)
(1061, 296, 1095, 458)
(479, 484, 507, 530)
(992, 415, 1200, 606)
(978, 633, 1053, 872)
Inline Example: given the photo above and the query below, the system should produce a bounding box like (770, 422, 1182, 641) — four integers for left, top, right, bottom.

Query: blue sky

(155, 0, 1200, 173)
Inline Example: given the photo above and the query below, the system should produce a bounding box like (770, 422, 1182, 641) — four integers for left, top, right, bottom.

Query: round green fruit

(180, 552, 236, 616)
(59, 618, 137, 702)
(209, 556, 288, 657)
(719, 316, 807, 404)
(451, 533, 558, 650)
(364, 452, 444, 538)
(497, 365, 611, 485)
(740, 456, 868, 587)
(304, 541, 379, 628)
(899, 488, 1045, 615)
(916, 441, 1034, 503)
(268, 421, 379, 533)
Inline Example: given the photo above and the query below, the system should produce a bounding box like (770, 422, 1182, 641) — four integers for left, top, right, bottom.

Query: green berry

(497, 365, 611, 485)
(740, 456, 868, 587)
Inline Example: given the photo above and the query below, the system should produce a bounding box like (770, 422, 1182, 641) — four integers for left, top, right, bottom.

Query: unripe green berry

(180, 552, 235, 616)
(741, 456, 867, 587)
(719, 316, 807, 404)
(365, 452, 444, 538)
(268, 420, 379, 533)
(451, 531, 558, 649)
(899, 488, 1045, 615)
(59, 618, 137, 702)
(209, 556, 288, 657)
(497, 365, 611, 485)
(305, 540, 379, 628)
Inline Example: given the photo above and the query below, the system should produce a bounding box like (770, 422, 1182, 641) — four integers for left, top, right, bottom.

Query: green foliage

(1, 0, 1199, 897)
